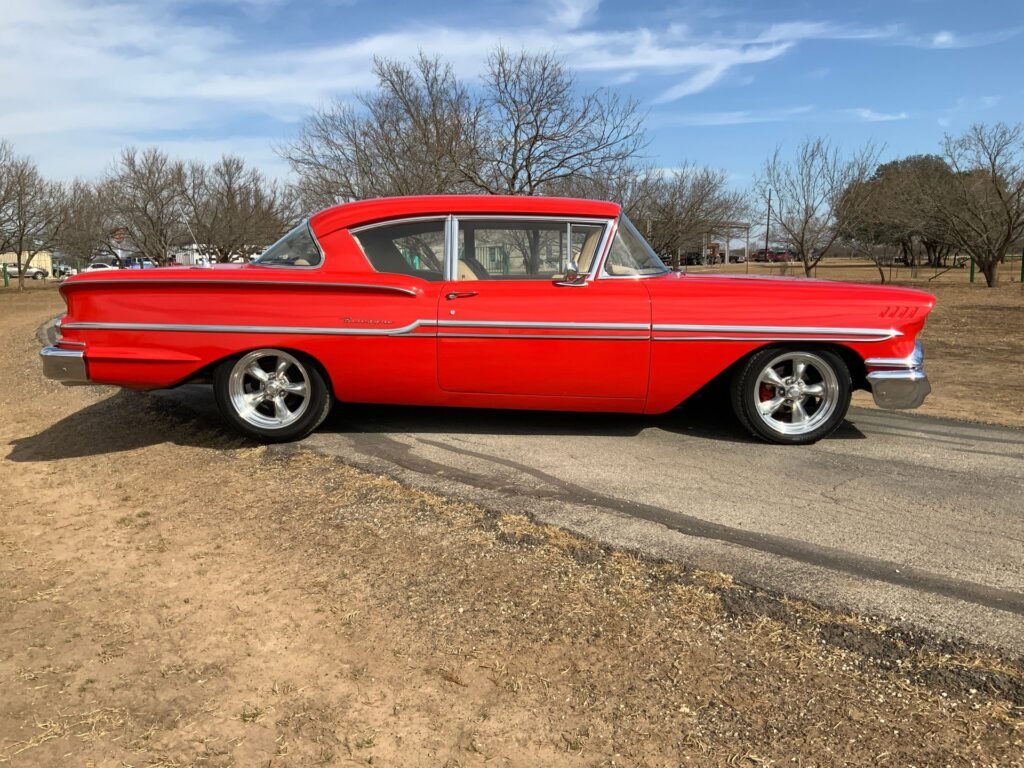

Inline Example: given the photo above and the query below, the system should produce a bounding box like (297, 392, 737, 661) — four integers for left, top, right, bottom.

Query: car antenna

(177, 202, 210, 268)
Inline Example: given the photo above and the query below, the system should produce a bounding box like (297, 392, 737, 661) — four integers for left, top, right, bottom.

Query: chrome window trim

(444, 214, 456, 281)
(452, 215, 614, 282)
(65, 279, 418, 296)
(249, 219, 324, 270)
(349, 215, 452, 235)
(349, 215, 448, 281)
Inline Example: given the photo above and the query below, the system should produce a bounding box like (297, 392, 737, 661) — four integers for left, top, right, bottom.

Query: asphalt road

(157, 387, 1024, 653)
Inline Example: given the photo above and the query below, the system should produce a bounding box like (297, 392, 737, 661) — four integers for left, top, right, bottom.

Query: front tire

(214, 349, 332, 443)
(730, 347, 851, 445)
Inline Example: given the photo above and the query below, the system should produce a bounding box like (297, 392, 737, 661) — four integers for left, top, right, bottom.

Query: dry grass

(1, 291, 1022, 766)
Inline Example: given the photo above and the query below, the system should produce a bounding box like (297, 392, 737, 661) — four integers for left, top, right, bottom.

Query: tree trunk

(981, 259, 998, 287)
(527, 229, 540, 275)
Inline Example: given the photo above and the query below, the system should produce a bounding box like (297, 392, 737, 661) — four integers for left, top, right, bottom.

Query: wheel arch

(186, 345, 337, 397)
(728, 341, 868, 391)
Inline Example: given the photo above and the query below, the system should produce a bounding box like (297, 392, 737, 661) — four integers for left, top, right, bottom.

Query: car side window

(352, 219, 445, 282)
(456, 219, 606, 281)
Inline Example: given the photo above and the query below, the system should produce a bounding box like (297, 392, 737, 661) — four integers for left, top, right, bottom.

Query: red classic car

(41, 195, 934, 445)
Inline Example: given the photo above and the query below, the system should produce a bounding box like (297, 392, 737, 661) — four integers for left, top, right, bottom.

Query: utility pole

(763, 189, 772, 262)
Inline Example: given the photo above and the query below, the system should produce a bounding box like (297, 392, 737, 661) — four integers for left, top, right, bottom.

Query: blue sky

(0, 0, 1021, 187)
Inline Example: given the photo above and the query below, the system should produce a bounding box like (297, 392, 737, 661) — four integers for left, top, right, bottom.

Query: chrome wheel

(753, 351, 840, 437)
(227, 349, 310, 430)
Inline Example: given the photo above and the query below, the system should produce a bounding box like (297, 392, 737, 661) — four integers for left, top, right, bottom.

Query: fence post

(1, 263, 7, 288)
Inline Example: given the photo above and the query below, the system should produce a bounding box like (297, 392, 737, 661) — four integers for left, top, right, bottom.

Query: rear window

(351, 219, 445, 281)
(252, 222, 322, 267)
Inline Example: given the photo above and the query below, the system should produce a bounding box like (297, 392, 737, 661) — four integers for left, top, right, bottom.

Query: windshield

(252, 222, 322, 267)
(604, 216, 669, 276)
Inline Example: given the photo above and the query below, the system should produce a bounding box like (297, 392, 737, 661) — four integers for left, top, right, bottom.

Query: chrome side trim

(62, 320, 439, 337)
(436, 333, 649, 341)
(41, 346, 89, 384)
(60, 318, 901, 342)
(653, 323, 901, 339)
(64, 279, 419, 296)
(437, 320, 648, 331)
(653, 335, 894, 343)
(865, 341, 924, 369)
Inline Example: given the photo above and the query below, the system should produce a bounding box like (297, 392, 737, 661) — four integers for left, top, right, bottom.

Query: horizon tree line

(3, 46, 1023, 289)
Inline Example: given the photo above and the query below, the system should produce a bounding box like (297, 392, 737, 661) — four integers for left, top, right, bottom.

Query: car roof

(309, 195, 621, 236)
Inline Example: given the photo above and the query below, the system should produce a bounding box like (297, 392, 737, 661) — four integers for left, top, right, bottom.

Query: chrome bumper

(40, 345, 90, 385)
(865, 341, 931, 410)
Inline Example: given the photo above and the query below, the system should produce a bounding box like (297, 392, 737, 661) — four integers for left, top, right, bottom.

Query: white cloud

(552, 0, 601, 30)
(670, 106, 813, 126)
(848, 108, 909, 122)
(0, 0, 968, 179)
(909, 27, 1022, 49)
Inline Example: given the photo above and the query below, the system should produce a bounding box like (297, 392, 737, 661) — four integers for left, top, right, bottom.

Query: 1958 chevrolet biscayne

(42, 195, 934, 445)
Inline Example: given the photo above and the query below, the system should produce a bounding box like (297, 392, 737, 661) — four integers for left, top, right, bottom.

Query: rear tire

(214, 348, 332, 443)
(730, 347, 851, 445)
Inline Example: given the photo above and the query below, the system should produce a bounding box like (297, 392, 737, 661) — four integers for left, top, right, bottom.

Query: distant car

(83, 262, 117, 272)
(2, 262, 48, 279)
(53, 264, 79, 278)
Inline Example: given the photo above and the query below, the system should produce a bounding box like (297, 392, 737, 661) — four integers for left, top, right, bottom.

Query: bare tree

(0, 149, 66, 291)
(58, 179, 118, 267)
(282, 53, 481, 208)
(926, 123, 1024, 287)
(470, 49, 647, 196)
(837, 181, 893, 283)
(0, 140, 18, 256)
(631, 165, 747, 267)
(103, 147, 186, 265)
(181, 155, 297, 262)
(280, 48, 647, 208)
(758, 138, 881, 276)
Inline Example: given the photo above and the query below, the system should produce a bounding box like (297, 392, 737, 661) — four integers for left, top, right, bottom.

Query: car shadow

(7, 386, 237, 462)
(9, 385, 865, 463)
(324, 391, 865, 444)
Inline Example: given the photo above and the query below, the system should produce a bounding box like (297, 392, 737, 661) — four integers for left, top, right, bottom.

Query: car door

(437, 216, 651, 400)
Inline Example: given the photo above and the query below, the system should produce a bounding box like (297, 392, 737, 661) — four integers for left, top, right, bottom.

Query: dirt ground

(1, 287, 1023, 767)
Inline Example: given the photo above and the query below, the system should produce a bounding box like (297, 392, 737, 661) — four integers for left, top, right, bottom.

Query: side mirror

(554, 268, 587, 287)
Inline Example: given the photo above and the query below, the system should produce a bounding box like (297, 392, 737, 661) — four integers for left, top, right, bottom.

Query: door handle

(445, 291, 478, 300)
